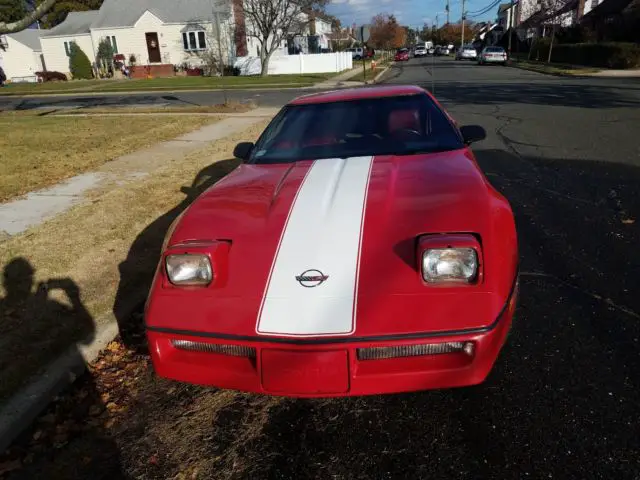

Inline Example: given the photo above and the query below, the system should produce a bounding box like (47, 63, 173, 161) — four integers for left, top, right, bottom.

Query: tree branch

(0, 0, 58, 34)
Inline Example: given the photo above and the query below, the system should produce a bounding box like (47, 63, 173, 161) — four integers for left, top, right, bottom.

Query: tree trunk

(0, 0, 57, 34)
(547, 23, 557, 63)
(260, 50, 272, 76)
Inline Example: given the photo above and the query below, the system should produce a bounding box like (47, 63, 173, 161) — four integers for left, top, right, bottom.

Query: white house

(40, 11, 99, 74)
(497, 3, 518, 29)
(39, 0, 241, 76)
(0, 29, 48, 82)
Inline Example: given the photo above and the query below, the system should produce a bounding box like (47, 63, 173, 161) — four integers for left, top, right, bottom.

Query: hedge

(529, 41, 640, 69)
(36, 71, 68, 82)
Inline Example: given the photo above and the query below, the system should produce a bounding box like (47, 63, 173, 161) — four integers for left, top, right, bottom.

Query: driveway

(3, 56, 640, 479)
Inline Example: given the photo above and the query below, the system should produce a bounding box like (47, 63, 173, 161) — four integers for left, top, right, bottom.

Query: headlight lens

(422, 248, 478, 283)
(165, 254, 213, 286)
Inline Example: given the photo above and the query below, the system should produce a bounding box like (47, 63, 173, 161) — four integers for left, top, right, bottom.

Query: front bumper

(146, 284, 517, 397)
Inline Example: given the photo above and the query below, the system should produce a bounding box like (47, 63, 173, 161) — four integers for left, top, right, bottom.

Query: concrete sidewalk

(0, 108, 277, 238)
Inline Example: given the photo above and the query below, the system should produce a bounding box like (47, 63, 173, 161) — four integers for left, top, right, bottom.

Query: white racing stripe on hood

(257, 156, 374, 336)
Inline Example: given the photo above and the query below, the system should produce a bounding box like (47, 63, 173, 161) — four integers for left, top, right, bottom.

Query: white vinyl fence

(234, 52, 352, 76)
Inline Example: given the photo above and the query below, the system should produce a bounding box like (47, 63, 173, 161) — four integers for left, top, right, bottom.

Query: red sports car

(394, 48, 410, 61)
(145, 85, 519, 397)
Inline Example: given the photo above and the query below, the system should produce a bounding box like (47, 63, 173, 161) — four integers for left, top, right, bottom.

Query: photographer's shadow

(0, 258, 94, 403)
(113, 158, 240, 350)
(0, 258, 126, 476)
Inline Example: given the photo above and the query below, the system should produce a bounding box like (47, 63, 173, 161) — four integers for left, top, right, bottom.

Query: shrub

(68, 43, 93, 79)
(36, 71, 68, 82)
(530, 41, 640, 69)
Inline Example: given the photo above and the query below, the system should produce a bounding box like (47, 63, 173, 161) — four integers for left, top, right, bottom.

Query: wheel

(354, 55, 362, 60)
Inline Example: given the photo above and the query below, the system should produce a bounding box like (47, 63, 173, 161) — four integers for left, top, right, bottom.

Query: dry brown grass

(0, 118, 270, 402)
(0, 112, 220, 202)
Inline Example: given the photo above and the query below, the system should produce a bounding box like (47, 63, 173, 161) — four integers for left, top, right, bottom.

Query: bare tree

(242, 0, 328, 76)
(0, 0, 57, 34)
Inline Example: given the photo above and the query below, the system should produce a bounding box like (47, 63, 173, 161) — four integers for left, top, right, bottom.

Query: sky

(326, 0, 498, 30)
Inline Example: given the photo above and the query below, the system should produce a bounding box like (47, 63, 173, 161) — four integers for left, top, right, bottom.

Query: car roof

(288, 85, 426, 106)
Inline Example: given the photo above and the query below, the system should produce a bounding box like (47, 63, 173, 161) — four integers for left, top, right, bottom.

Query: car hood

(149, 151, 517, 338)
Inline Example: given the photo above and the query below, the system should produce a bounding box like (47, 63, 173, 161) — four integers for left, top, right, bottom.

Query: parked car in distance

(394, 48, 410, 61)
(455, 44, 478, 60)
(346, 47, 373, 60)
(478, 46, 508, 65)
(414, 46, 427, 57)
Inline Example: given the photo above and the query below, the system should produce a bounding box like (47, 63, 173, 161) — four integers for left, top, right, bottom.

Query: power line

(467, 0, 502, 16)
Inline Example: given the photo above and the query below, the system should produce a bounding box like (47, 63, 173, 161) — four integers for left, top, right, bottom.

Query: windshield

(248, 94, 464, 164)
(397, 48, 408, 53)
(486, 47, 504, 52)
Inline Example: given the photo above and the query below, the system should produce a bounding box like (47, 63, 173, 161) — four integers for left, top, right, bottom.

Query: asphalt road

(4, 57, 640, 479)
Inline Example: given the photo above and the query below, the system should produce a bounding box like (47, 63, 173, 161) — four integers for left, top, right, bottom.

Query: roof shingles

(41, 11, 99, 37)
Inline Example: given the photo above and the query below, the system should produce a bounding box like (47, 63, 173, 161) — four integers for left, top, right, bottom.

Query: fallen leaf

(32, 430, 43, 441)
(104, 418, 116, 429)
(101, 392, 111, 402)
(149, 454, 159, 465)
(106, 402, 118, 411)
(622, 218, 635, 224)
(82, 456, 92, 465)
(107, 342, 121, 352)
(0, 459, 22, 475)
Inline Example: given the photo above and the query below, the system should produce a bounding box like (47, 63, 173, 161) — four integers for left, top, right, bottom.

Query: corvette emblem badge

(295, 269, 329, 288)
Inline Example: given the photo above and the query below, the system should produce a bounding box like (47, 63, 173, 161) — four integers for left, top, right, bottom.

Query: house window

(182, 31, 206, 51)
(64, 41, 76, 56)
(109, 35, 118, 53)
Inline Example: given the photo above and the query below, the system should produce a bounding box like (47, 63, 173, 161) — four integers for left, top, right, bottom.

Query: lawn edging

(0, 293, 142, 452)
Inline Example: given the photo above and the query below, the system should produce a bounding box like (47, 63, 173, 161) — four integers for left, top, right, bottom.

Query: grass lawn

(0, 112, 220, 202)
(344, 60, 390, 82)
(508, 57, 601, 76)
(0, 116, 271, 403)
(0, 73, 334, 96)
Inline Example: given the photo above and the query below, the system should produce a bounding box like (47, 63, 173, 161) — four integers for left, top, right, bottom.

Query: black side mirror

(233, 142, 254, 162)
(459, 125, 486, 145)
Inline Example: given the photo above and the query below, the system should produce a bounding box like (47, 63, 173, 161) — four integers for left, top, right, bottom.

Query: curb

(372, 65, 392, 84)
(0, 292, 144, 452)
(0, 84, 316, 99)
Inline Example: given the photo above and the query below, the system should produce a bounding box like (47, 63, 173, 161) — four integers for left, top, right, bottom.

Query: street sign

(356, 26, 370, 43)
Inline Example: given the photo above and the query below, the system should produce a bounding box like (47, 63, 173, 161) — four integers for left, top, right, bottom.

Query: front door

(145, 32, 161, 63)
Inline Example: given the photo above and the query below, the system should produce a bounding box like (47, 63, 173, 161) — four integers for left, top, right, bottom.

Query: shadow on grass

(0, 259, 126, 478)
(113, 158, 240, 350)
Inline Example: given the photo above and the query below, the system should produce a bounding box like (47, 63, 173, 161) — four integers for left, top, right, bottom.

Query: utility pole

(507, 0, 514, 55)
(461, 0, 465, 46)
(446, 0, 450, 25)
